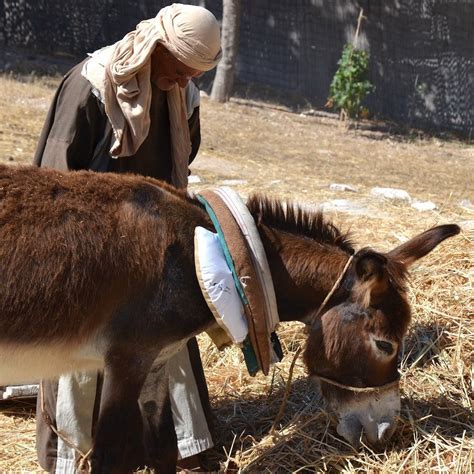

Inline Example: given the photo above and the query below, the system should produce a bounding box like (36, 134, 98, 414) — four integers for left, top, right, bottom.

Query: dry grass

(199, 235, 473, 473)
(0, 68, 472, 473)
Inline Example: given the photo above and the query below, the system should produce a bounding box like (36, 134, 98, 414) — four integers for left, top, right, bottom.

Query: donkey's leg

(90, 350, 155, 474)
(140, 361, 178, 473)
(142, 389, 178, 473)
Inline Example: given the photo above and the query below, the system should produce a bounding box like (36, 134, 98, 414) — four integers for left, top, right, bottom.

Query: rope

(39, 381, 92, 471)
(313, 374, 400, 393)
(271, 346, 302, 434)
(272, 253, 355, 433)
(310, 253, 355, 326)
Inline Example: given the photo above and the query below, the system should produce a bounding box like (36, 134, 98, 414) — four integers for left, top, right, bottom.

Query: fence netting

(1, 0, 472, 136)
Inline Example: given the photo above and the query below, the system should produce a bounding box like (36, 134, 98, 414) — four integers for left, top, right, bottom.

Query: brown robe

(33, 60, 200, 176)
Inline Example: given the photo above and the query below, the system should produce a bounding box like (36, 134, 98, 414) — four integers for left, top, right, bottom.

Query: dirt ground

(0, 67, 472, 473)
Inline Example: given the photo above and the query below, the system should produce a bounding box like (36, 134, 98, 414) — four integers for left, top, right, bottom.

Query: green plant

(328, 44, 374, 119)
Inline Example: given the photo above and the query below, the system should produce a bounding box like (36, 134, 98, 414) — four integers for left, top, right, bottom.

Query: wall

(1, 0, 472, 136)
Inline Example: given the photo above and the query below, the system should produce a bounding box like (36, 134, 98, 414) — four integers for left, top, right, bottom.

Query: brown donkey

(0, 165, 459, 472)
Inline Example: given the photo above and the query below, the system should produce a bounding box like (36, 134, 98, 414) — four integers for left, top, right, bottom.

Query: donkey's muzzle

(333, 388, 400, 448)
(336, 414, 398, 448)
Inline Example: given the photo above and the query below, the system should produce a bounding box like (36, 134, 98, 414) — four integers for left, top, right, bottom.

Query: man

(33, 4, 222, 472)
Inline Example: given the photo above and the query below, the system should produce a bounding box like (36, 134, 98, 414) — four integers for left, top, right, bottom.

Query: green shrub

(328, 44, 374, 119)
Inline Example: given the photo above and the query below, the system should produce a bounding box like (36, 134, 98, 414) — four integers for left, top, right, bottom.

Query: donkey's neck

(260, 226, 351, 324)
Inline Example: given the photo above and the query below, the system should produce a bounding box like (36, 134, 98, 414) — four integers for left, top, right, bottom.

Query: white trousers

(53, 345, 213, 473)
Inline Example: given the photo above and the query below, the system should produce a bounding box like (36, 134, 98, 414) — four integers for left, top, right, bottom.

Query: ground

(0, 64, 472, 472)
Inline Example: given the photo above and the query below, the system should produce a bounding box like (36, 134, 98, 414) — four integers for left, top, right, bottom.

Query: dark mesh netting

(0, 0, 472, 136)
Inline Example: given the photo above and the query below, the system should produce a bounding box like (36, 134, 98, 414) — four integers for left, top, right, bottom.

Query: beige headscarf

(81, 3, 222, 188)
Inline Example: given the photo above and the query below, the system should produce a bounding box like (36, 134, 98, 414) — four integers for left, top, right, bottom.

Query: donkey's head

(303, 224, 460, 448)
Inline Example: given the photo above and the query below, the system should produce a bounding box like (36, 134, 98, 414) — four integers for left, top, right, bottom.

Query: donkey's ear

(386, 224, 461, 267)
(354, 251, 388, 306)
(355, 251, 387, 282)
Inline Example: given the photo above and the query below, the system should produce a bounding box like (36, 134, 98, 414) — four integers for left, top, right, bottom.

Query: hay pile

(198, 221, 473, 472)
(1, 225, 472, 472)
(0, 70, 472, 472)
(0, 398, 38, 470)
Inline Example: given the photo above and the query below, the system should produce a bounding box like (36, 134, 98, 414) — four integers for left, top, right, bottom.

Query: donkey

(0, 164, 459, 472)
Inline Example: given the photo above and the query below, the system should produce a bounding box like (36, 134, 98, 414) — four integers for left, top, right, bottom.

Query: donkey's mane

(246, 194, 354, 253)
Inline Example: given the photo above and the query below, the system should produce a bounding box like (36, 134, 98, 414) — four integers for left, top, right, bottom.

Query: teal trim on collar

(197, 192, 284, 376)
(196, 193, 249, 305)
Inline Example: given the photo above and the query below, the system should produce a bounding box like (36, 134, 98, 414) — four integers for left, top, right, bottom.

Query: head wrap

(81, 4, 222, 188)
(157, 3, 222, 72)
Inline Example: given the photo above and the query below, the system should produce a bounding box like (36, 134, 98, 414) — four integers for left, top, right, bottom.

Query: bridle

(313, 373, 401, 393)
(309, 252, 401, 394)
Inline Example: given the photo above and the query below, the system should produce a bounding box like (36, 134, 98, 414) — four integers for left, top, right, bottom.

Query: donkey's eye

(375, 340, 394, 355)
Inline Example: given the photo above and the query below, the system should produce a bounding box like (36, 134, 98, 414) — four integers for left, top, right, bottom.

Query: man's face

(151, 45, 204, 91)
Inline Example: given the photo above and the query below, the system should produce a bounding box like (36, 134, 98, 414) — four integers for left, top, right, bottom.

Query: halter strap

(313, 373, 400, 393)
